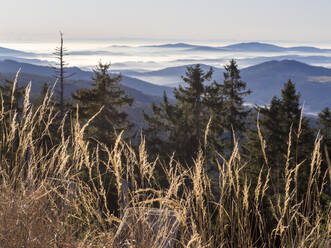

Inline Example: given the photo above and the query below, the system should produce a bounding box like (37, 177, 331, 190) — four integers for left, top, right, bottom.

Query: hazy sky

(1, 0, 331, 43)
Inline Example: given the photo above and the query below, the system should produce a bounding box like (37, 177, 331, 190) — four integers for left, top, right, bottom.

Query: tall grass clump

(0, 74, 330, 247)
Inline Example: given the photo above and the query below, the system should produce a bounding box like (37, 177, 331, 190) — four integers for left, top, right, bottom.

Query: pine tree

(72, 62, 133, 147)
(243, 80, 316, 236)
(221, 59, 251, 151)
(52, 31, 72, 117)
(175, 64, 213, 145)
(143, 92, 179, 158)
(144, 64, 224, 165)
(0, 77, 25, 114)
(244, 97, 284, 174)
(280, 80, 301, 135)
(203, 80, 225, 153)
(244, 80, 314, 196)
(318, 107, 331, 144)
(318, 107, 331, 192)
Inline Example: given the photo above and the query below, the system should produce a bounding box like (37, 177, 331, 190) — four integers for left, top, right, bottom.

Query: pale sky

(1, 0, 331, 43)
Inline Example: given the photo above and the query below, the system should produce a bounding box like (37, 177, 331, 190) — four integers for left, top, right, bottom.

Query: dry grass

(0, 74, 330, 247)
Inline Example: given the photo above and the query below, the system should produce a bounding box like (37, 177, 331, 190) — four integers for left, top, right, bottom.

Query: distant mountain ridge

(140, 42, 331, 53)
(222, 42, 285, 52)
(0, 46, 36, 56)
(2, 42, 331, 64)
(169, 54, 331, 68)
(144, 43, 197, 48)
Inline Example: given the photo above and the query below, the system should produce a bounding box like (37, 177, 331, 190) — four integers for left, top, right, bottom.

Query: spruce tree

(318, 107, 331, 144)
(243, 80, 316, 236)
(203, 80, 225, 153)
(0, 77, 25, 114)
(279, 80, 314, 171)
(244, 97, 284, 174)
(220, 59, 251, 151)
(279, 80, 301, 136)
(52, 31, 71, 117)
(72, 62, 133, 214)
(144, 64, 224, 165)
(72, 62, 133, 147)
(175, 64, 213, 145)
(318, 107, 331, 192)
(244, 80, 314, 196)
(143, 92, 180, 158)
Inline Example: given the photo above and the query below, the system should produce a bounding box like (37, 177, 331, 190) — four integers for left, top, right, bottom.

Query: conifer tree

(279, 80, 314, 170)
(0, 77, 25, 114)
(220, 59, 251, 151)
(280, 80, 301, 134)
(144, 64, 224, 164)
(244, 80, 314, 195)
(53, 31, 71, 117)
(203, 80, 225, 153)
(143, 92, 180, 158)
(72, 62, 133, 147)
(175, 64, 213, 145)
(318, 107, 331, 144)
(72, 62, 133, 214)
(318, 107, 331, 191)
(244, 97, 283, 174)
(243, 80, 316, 235)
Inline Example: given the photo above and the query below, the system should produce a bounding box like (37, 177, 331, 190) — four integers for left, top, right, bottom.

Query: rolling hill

(120, 60, 331, 113)
(222, 42, 285, 52)
(0, 46, 36, 56)
(240, 60, 331, 112)
(0, 60, 174, 98)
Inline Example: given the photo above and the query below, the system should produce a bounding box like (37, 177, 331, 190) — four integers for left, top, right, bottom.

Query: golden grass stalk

(0, 74, 329, 247)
